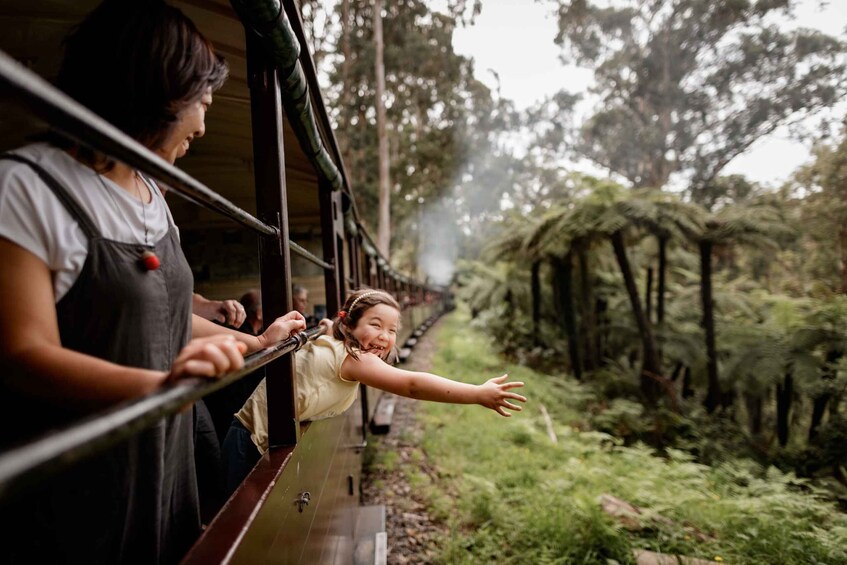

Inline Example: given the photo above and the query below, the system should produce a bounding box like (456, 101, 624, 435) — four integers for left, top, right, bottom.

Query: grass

(402, 306, 847, 564)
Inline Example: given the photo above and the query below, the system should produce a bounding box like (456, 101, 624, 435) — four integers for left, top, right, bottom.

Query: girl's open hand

(478, 374, 527, 417)
(166, 335, 248, 383)
(257, 310, 307, 348)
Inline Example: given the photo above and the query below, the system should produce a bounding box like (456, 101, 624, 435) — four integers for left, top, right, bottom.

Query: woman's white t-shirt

(0, 143, 175, 301)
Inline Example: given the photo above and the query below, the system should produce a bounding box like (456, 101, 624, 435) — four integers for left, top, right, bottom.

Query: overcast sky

(448, 0, 847, 187)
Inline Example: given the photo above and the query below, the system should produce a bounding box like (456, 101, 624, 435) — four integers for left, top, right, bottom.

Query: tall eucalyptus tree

(322, 0, 510, 264)
(792, 130, 847, 295)
(546, 0, 847, 199)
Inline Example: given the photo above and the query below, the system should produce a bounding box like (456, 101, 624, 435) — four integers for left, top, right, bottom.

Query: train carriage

(0, 0, 445, 562)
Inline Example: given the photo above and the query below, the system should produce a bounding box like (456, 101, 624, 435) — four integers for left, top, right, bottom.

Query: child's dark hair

(52, 0, 228, 167)
(332, 289, 401, 363)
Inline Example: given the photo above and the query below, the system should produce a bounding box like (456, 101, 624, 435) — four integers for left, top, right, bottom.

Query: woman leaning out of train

(0, 1, 304, 563)
(222, 288, 528, 494)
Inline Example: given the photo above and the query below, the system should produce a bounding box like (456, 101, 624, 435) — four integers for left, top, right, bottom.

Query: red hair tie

(338, 310, 347, 319)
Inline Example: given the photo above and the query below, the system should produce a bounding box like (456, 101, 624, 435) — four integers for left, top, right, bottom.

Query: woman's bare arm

(0, 239, 247, 412)
(191, 310, 306, 353)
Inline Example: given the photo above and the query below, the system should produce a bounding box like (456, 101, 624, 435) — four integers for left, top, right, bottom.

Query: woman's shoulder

(0, 143, 76, 209)
(0, 142, 95, 220)
(0, 143, 90, 279)
(0, 143, 76, 174)
(0, 143, 85, 195)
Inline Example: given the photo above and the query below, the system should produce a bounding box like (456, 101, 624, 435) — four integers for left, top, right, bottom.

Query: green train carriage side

(0, 0, 446, 562)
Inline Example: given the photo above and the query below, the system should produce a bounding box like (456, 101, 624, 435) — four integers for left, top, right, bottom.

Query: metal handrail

(0, 48, 343, 277)
(0, 49, 276, 237)
(290, 241, 333, 270)
(0, 325, 326, 502)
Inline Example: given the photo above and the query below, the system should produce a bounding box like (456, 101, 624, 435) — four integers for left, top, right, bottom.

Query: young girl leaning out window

(222, 288, 527, 491)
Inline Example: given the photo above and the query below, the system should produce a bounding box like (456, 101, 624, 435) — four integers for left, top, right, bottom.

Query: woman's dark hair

(55, 0, 228, 160)
(332, 289, 401, 363)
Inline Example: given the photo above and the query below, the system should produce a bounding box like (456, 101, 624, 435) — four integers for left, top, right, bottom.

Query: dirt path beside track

(361, 317, 448, 564)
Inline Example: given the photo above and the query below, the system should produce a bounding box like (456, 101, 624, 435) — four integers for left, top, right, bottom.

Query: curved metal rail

(290, 241, 334, 270)
(0, 325, 327, 503)
(0, 49, 276, 237)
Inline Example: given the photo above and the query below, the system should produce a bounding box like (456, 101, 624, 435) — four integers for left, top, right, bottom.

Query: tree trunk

(809, 395, 829, 442)
(645, 267, 654, 323)
(596, 297, 607, 367)
(503, 289, 515, 355)
(374, 0, 390, 257)
(777, 373, 794, 447)
(577, 246, 598, 371)
(531, 260, 541, 347)
(657, 235, 667, 366)
(700, 239, 720, 413)
(682, 366, 694, 398)
(809, 349, 842, 441)
(839, 224, 847, 294)
(554, 253, 582, 380)
(744, 392, 763, 437)
(657, 236, 667, 324)
(720, 389, 736, 411)
(611, 231, 661, 400)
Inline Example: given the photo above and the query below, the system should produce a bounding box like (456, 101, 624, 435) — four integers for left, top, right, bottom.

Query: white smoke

(418, 198, 459, 285)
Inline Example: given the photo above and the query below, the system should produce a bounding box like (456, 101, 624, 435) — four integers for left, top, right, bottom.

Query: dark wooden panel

(186, 404, 362, 563)
(229, 412, 360, 564)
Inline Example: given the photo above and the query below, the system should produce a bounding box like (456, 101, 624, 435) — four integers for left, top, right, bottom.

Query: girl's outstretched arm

(340, 353, 527, 417)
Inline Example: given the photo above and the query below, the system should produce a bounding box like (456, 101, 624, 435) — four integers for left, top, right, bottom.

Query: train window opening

(0, 1, 447, 561)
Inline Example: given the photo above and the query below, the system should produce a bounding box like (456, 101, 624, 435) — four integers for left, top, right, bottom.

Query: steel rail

(289, 240, 333, 270)
(0, 325, 326, 503)
(0, 49, 276, 237)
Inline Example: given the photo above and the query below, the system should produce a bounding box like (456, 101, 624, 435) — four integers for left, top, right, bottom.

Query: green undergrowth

(402, 308, 847, 564)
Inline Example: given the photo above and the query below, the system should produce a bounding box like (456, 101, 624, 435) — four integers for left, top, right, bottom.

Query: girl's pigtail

(332, 309, 361, 360)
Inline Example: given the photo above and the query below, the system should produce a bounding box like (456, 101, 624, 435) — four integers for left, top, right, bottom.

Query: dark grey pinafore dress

(0, 155, 200, 564)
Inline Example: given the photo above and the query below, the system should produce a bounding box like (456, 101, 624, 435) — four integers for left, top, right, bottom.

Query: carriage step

(353, 505, 387, 565)
(370, 393, 397, 435)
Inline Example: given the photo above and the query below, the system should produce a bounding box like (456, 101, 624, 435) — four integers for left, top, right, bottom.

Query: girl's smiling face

(351, 303, 399, 359)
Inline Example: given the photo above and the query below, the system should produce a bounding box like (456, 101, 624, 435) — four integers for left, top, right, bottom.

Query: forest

(302, 0, 847, 561)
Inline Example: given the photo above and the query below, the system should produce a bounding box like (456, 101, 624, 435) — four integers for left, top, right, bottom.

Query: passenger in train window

(191, 292, 257, 526)
(192, 292, 248, 329)
(239, 288, 264, 335)
(293, 283, 319, 327)
(222, 289, 527, 494)
(0, 1, 304, 563)
(199, 289, 265, 453)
